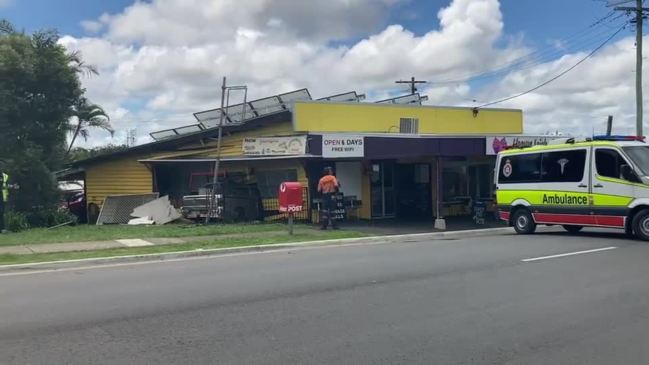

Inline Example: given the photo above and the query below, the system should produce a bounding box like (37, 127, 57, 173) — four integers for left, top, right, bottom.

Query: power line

(395, 76, 427, 94)
(476, 23, 628, 109)
(434, 21, 627, 85)
(434, 24, 629, 86)
(434, 17, 628, 85)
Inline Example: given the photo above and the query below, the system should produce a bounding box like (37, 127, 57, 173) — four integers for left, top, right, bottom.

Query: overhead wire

(475, 22, 629, 109)
(431, 11, 626, 85)
(433, 22, 630, 86)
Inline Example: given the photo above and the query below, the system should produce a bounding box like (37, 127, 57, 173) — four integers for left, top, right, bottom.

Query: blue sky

(2, 0, 133, 34)
(4, 0, 613, 50)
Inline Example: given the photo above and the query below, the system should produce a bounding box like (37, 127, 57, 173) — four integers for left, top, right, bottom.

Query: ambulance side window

(541, 150, 586, 182)
(498, 153, 541, 183)
(596, 149, 627, 180)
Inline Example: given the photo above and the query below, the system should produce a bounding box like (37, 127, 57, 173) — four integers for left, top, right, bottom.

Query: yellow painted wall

(293, 102, 523, 134)
(85, 155, 153, 207)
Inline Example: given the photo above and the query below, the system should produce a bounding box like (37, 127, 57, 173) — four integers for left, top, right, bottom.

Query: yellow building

(62, 89, 539, 224)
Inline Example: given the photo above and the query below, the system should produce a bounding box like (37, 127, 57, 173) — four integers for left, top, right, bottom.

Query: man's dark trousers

(320, 193, 337, 229)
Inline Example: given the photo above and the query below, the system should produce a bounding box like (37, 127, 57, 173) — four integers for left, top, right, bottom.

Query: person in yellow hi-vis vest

(0, 171, 18, 233)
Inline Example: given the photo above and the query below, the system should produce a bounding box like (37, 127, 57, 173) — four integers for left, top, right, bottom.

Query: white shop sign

(242, 135, 307, 156)
(322, 135, 365, 158)
(486, 136, 558, 155)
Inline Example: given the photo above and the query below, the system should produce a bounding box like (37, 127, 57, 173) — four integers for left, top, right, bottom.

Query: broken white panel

(128, 216, 155, 225)
(131, 195, 182, 225)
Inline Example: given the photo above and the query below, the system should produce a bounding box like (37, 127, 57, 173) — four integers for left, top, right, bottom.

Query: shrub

(26, 208, 78, 228)
(4, 211, 29, 232)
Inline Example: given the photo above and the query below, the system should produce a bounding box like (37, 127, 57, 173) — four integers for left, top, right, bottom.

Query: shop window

(475, 164, 493, 198)
(596, 149, 628, 180)
(498, 153, 542, 183)
(443, 166, 468, 199)
(541, 150, 586, 182)
(256, 169, 298, 198)
(414, 164, 430, 183)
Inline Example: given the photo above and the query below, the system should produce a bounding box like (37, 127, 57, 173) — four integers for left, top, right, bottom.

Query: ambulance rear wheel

(562, 225, 583, 234)
(632, 209, 649, 241)
(513, 209, 536, 234)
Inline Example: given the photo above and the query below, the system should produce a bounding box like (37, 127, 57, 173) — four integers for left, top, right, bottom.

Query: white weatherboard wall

(335, 162, 362, 199)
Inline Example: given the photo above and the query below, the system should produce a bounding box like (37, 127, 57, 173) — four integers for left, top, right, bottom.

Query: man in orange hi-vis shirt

(317, 166, 340, 230)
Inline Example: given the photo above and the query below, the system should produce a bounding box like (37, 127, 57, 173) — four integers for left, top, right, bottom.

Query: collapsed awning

(55, 167, 85, 181)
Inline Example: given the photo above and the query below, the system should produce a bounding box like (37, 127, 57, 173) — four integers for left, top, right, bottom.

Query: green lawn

(0, 230, 367, 265)
(0, 223, 294, 246)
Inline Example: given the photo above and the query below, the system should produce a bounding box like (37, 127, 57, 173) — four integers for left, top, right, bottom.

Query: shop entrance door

(395, 163, 432, 219)
(371, 161, 395, 218)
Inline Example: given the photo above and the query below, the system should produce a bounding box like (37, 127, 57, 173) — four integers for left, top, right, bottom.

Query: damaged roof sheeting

(131, 195, 182, 225)
(67, 111, 293, 168)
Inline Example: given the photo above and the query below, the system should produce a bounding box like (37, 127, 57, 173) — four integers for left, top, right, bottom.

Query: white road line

(522, 246, 617, 262)
(116, 239, 154, 247)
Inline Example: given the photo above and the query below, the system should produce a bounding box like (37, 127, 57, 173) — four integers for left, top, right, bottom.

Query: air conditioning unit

(400, 118, 419, 134)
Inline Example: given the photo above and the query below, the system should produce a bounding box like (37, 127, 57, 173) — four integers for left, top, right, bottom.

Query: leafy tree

(67, 97, 113, 154)
(0, 20, 107, 215)
(67, 144, 128, 162)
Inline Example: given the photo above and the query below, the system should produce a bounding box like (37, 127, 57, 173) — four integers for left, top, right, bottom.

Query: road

(2, 229, 649, 364)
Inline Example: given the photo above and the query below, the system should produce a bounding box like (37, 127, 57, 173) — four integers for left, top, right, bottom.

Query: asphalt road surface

(2, 229, 649, 364)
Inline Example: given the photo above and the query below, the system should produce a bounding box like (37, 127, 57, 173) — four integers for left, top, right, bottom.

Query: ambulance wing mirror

(621, 164, 639, 182)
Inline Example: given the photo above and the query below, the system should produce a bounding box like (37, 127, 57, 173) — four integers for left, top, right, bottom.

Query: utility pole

(126, 129, 136, 147)
(395, 76, 427, 94)
(635, 0, 644, 136)
(205, 78, 248, 224)
(206, 77, 227, 224)
(613, 0, 648, 136)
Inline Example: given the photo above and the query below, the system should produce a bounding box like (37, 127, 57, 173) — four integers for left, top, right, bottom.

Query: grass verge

(0, 230, 367, 266)
(0, 223, 292, 246)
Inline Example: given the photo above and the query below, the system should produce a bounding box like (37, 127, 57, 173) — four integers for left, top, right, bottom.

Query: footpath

(0, 228, 328, 255)
(0, 223, 510, 256)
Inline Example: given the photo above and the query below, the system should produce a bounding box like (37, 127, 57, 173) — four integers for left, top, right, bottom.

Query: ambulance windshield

(623, 146, 649, 176)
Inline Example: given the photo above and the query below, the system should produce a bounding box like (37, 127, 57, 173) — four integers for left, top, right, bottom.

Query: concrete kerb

(0, 227, 514, 272)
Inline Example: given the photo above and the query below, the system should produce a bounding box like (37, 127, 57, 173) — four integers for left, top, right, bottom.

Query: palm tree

(67, 50, 98, 77)
(67, 98, 113, 154)
(0, 19, 16, 34)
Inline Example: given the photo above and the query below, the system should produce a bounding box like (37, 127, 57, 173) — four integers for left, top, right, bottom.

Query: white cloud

(64, 0, 642, 147)
(479, 35, 643, 137)
(80, 20, 104, 33)
(0, 0, 13, 9)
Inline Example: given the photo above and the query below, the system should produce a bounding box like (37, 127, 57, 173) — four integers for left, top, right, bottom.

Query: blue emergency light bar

(592, 135, 646, 142)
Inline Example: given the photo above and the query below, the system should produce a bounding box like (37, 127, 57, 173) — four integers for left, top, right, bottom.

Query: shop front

(305, 134, 498, 223)
(64, 93, 534, 226)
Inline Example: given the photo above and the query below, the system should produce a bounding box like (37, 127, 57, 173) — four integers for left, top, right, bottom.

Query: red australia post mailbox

(278, 182, 303, 213)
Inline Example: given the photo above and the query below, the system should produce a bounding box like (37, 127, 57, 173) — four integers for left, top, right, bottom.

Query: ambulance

(495, 136, 649, 240)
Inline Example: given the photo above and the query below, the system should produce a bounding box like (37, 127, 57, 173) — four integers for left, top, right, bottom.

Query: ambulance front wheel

(632, 209, 649, 241)
(513, 208, 536, 234)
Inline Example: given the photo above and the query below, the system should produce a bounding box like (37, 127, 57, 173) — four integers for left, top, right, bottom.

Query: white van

(495, 136, 649, 240)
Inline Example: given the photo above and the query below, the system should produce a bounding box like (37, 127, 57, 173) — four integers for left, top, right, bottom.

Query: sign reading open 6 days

(322, 135, 365, 158)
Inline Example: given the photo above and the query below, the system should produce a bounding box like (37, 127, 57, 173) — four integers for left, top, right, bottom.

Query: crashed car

(180, 172, 262, 222)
